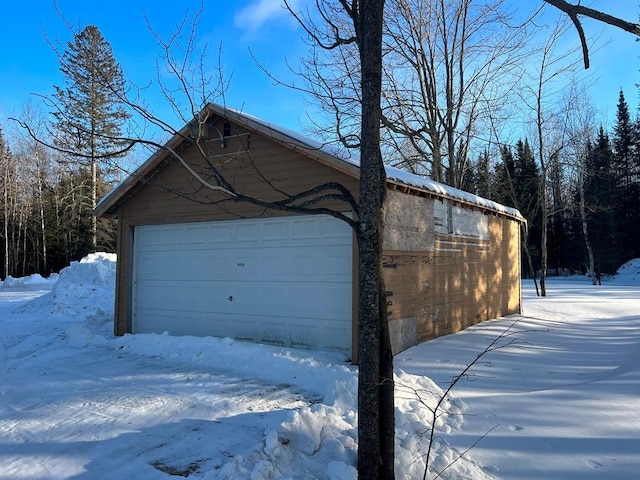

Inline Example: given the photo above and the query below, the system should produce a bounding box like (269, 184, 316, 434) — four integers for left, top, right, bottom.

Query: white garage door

(132, 214, 353, 352)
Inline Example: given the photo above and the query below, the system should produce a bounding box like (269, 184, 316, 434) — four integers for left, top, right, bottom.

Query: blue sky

(0, 0, 311, 132)
(0, 0, 638, 136)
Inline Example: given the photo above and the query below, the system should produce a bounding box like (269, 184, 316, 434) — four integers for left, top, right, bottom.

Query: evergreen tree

(612, 89, 640, 260)
(475, 148, 492, 198)
(514, 139, 540, 217)
(612, 90, 634, 189)
(584, 127, 620, 273)
(461, 159, 478, 194)
(492, 145, 516, 207)
(514, 139, 542, 277)
(52, 25, 130, 253)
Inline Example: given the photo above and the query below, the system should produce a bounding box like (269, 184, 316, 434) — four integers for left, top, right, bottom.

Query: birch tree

(562, 83, 598, 283)
(12, 103, 56, 274)
(0, 125, 13, 278)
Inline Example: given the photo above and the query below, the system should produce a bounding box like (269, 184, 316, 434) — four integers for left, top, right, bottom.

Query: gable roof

(95, 103, 524, 221)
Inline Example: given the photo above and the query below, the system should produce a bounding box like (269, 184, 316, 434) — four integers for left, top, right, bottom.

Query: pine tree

(514, 139, 540, 217)
(515, 139, 542, 278)
(489, 140, 544, 280)
(461, 158, 478, 194)
(584, 127, 620, 274)
(612, 89, 640, 260)
(52, 25, 130, 253)
(473, 148, 492, 198)
(492, 145, 516, 207)
(612, 90, 634, 190)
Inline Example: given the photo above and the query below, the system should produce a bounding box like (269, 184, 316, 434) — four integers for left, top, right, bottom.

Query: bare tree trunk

(91, 157, 97, 251)
(2, 163, 9, 278)
(90, 104, 98, 252)
(357, 0, 394, 478)
(20, 207, 27, 276)
(29, 148, 49, 274)
(534, 42, 550, 297)
(563, 80, 598, 285)
(378, 278, 394, 478)
(578, 164, 596, 284)
(581, 207, 596, 285)
(38, 176, 48, 274)
(539, 185, 548, 296)
(522, 225, 540, 296)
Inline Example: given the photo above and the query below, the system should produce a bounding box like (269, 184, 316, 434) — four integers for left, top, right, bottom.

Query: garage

(96, 103, 523, 360)
(132, 214, 354, 352)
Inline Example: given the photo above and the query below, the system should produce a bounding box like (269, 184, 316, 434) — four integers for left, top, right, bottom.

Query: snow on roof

(384, 164, 524, 219)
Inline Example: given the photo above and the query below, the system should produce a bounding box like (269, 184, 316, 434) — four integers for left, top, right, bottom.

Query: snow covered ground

(1, 255, 639, 479)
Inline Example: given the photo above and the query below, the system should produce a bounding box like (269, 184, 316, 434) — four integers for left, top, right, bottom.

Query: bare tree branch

(284, 0, 357, 50)
(543, 0, 640, 69)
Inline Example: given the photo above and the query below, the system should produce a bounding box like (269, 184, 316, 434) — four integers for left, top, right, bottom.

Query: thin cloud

(234, 0, 301, 33)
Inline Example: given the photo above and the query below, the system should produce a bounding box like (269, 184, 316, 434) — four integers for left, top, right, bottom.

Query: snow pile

(0, 272, 58, 288)
(205, 370, 488, 479)
(613, 258, 640, 284)
(213, 377, 359, 480)
(18, 252, 116, 332)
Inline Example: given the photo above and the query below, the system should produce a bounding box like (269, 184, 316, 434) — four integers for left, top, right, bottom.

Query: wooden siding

(113, 119, 360, 337)
(383, 214, 521, 350)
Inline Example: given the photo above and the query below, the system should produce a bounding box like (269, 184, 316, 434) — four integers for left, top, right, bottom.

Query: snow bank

(18, 253, 116, 333)
(116, 332, 354, 396)
(0, 272, 58, 288)
(613, 258, 640, 284)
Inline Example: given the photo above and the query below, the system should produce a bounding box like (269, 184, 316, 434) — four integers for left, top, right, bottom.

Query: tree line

(0, 25, 126, 279)
(0, 122, 117, 279)
(463, 89, 640, 280)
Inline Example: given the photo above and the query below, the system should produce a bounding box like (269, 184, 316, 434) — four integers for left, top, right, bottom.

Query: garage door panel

(133, 215, 353, 353)
(136, 311, 243, 339)
(292, 218, 319, 240)
(291, 251, 351, 279)
(258, 283, 348, 318)
(135, 282, 220, 313)
(322, 218, 353, 238)
(262, 220, 289, 241)
(160, 226, 187, 246)
(136, 310, 351, 352)
(136, 252, 207, 279)
(290, 253, 320, 276)
(235, 222, 260, 241)
(136, 280, 350, 319)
